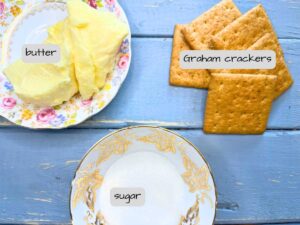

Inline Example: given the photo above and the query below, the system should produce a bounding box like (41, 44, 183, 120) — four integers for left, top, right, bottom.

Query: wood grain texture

(118, 0, 300, 38)
(0, 129, 299, 224)
(1, 38, 299, 129)
(1, 1, 300, 224)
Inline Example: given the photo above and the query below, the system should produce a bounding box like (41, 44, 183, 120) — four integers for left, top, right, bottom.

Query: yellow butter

(68, 20, 98, 100)
(46, 18, 78, 93)
(4, 21, 78, 107)
(67, 0, 129, 97)
(4, 0, 128, 105)
(4, 57, 77, 107)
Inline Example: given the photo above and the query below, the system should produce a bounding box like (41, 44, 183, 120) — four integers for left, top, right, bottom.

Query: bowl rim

(69, 125, 217, 225)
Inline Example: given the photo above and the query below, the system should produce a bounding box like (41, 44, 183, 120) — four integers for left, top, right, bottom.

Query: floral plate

(70, 126, 217, 225)
(0, 0, 131, 128)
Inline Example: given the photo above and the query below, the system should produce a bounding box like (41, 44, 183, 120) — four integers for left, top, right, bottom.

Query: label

(110, 188, 145, 206)
(22, 44, 60, 63)
(180, 50, 276, 69)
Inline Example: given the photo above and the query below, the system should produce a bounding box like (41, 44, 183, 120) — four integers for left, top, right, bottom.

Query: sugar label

(110, 188, 145, 207)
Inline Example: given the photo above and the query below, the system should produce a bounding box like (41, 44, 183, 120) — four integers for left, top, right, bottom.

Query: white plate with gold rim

(0, 0, 131, 129)
(70, 126, 217, 225)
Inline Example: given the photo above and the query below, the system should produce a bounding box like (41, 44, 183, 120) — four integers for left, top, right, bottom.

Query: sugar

(98, 151, 190, 225)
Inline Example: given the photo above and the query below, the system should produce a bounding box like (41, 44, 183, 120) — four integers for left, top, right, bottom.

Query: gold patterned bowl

(70, 126, 216, 225)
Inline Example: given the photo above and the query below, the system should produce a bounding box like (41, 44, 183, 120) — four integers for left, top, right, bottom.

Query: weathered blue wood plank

(0, 128, 299, 224)
(1, 38, 299, 129)
(118, 0, 300, 38)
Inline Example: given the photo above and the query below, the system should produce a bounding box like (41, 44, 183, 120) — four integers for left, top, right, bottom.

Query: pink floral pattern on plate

(1, 97, 16, 109)
(0, 0, 131, 129)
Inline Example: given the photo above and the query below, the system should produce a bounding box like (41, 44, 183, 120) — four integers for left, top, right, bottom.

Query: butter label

(110, 188, 145, 207)
(22, 44, 60, 63)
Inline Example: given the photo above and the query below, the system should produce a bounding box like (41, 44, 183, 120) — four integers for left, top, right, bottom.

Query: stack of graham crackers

(169, 0, 293, 135)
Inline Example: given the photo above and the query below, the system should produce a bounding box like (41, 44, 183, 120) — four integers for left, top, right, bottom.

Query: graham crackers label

(180, 50, 276, 69)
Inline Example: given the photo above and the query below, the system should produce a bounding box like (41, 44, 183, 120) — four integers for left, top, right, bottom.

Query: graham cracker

(211, 4, 273, 50)
(249, 34, 293, 98)
(182, 0, 241, 50)
(210, 34, 293, 98)
(169, 24, 210, 88)
(204, 73, 277, 134)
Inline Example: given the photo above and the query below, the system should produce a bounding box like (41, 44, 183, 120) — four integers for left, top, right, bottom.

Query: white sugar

(97, 151, 189, 225)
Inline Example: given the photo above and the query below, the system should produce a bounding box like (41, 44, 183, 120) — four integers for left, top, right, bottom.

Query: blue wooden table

(1, 0, 300, 224)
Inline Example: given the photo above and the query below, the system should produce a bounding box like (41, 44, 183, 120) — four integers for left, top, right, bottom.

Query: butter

(4, 54, 77, 107)
(46, 18, 78, 98)
(4, 20, 78, 107)
(4, 0, 128, 105)
(68, 20, 98, 100)
(67, 0, 129, 98)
